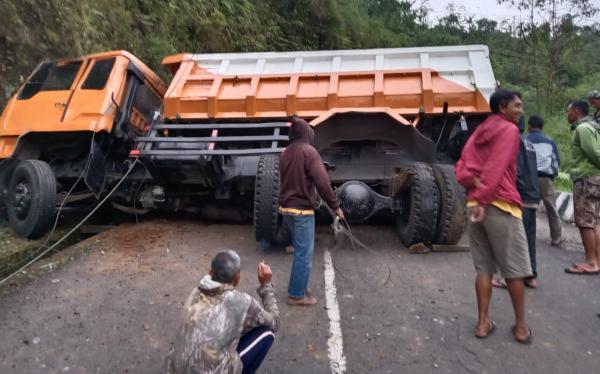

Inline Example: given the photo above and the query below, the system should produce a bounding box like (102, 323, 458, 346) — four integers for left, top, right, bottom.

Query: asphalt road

(0, 215, 598, 374)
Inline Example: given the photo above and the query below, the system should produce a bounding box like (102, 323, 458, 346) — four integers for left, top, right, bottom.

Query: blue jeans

(283, 214, 315, 298)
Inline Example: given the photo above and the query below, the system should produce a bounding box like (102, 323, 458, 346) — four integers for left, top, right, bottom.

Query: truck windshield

(18, 61, 82, 100)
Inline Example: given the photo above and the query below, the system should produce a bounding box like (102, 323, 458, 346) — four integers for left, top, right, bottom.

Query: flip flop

(564, 264, 600, 275)
(475, 321, 496, 339)
(287, 295, 317, 306)
(512, 326, 533, 345)
(491, 278, 507, 289)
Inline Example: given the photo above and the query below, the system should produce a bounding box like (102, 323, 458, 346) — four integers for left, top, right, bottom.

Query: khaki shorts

(468, 205, 532, 279)
(573, 177, 600, 228)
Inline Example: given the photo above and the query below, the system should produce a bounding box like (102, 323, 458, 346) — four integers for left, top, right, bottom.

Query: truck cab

(0, 51, 166, 238)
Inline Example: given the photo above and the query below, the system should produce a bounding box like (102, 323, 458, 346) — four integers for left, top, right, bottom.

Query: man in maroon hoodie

(455, 89, 533, 344)
(279, 117, 344, 306)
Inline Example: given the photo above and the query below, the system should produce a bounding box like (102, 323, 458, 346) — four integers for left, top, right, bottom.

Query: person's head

(567, 100, 589, 124)
(289, 116, 315, 145)
(210, 250, 241, 286)
(528, 115, 544, 132)
(588, 90, 600, 111)
(489, 88, 523, 124)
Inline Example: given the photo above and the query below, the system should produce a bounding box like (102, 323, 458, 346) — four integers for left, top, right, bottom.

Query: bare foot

(565, 263, 600, 275)
(524, 278, 538, 288)
(287, 295, 317, 306)
(513, 325, 533, 345)
(475, 320, 496, 339)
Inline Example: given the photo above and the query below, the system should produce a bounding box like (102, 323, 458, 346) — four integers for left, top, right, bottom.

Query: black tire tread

(396, 162, 439, 246)
(254, 154, 280, 242)
(432, 164, 467, 245)
(6, 160, 56, 239)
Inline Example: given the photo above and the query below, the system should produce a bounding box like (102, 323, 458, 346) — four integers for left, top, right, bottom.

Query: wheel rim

(12, 179, 32, 220)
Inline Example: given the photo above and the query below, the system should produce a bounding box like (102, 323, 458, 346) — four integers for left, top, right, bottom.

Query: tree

(497, 0, 599, 113)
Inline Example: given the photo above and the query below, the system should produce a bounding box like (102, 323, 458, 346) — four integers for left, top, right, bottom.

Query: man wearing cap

(279, 116, 344, 306)
(589, 90, 600, 124)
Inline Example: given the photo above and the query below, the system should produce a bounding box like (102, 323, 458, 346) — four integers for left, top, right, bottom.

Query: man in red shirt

(455, 89, 533, 344)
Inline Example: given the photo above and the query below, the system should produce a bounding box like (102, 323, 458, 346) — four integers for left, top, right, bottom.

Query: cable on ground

(0, 158, 139, 287)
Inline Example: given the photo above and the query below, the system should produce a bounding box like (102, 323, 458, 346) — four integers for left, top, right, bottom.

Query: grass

(0, 223, 84, 278)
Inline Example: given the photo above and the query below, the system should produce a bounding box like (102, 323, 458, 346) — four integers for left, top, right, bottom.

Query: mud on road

(0, 218, 599, 374)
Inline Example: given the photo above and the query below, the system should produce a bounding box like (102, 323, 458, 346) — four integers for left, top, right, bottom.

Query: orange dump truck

(0, 46, 497, 246)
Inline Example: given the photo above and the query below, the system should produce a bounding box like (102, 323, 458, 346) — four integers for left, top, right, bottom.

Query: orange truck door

(3, 60, 84, 134)
(61, 57, 120, 132)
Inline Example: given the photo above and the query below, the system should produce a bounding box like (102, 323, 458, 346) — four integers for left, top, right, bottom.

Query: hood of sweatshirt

(571, 116, 600, 131)
(289, 117, 315, 145)
(198, 274, 232, 295)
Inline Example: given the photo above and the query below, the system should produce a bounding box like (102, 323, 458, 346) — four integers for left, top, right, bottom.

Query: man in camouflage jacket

(166, 250, 280, 374)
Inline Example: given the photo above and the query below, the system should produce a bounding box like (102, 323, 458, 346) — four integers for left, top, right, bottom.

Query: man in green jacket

(565, 100, 600, 275)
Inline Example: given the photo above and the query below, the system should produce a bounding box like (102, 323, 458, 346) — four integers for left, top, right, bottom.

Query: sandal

(475, 321, 496, 339)
(491, 278, 507, 289)
(512, 326, 533, 345)
(287, 295, 317, 306)
(565, 263, 600, 275)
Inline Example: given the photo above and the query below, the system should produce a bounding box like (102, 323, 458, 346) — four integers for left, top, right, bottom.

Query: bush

(555, 172, 572, 192)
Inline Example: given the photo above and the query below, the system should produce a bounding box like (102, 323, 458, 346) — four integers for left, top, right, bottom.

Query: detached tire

(6, 160, 56, 239)
(432, 164, 467, 245)
(254, 154, 281, 243)
(395, 162, 439, 246)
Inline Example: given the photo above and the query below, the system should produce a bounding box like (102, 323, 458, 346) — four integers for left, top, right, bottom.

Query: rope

(320, 198, 393, 287)
(44, 130, 97, 253)
(4, 130, 99, 274)
(0, 158, 139, 286)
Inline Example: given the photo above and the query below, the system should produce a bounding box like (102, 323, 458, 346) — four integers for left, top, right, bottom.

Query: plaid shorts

(573, 176, 600, 228)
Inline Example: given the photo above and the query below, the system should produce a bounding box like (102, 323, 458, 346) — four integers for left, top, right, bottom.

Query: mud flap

(84, 142, 107, 198)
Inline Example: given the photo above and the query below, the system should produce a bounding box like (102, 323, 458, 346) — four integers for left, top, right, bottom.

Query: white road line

(323, 249, 347, 374)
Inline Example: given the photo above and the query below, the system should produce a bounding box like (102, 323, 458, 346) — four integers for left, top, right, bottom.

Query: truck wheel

(254, 154, 281, 243)
(395, 162, 439, 246)
(432, 164, 467, 245)
(6, 160, 56, 239)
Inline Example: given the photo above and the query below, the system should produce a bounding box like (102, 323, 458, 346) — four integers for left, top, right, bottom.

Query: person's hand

(335, 207, 345, 221)
(470, 205, 485, 223)
(258, 262, 272, 285)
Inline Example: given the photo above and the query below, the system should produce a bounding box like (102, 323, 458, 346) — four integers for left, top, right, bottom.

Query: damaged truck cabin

(0, 45, 497, 247)
(0, 51, 166, 239)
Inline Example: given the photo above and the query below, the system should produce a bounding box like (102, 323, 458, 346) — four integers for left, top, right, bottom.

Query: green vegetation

(1, 0, 598, 190)
(540, 114, 573, 191)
